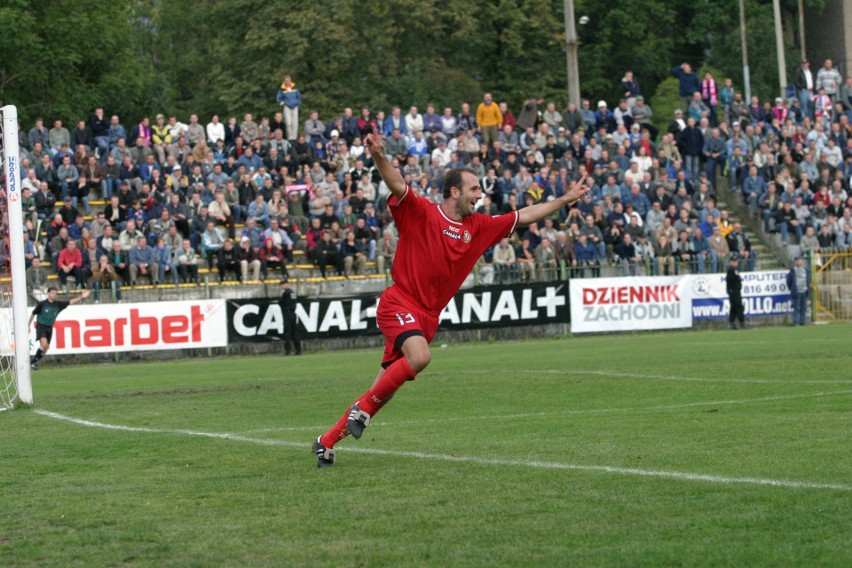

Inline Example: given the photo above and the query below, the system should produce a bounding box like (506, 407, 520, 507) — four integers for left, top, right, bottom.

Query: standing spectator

(786, 256, 811, 326)
(516, 96, 542, 132)
(816, 58, 842, 103)
(90, 107, 110, 159)
(405, 106, 424, 136)
(720, 77, 736, 124)
(701, 71, 719, 126)
(672, 62, 701, 112)
(726, 257, 745, 329)
(278, 278, 302, 356)
(48, 119, 70, 157)
(108, 115, 127, 151)
(795, 59, 815, 119)
(476, 93, 503, 154)
(276, 75, 301, 140)
(621, 70, 641, 106)
(28, 117, 50, 150)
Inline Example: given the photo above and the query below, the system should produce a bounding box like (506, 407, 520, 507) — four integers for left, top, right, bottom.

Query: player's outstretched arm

(364, 124, 406, 199)
(517, 174, 591, 226)
(69, 291, 90, 305)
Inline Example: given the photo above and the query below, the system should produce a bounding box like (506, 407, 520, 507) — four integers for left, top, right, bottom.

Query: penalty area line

(33, 409, 852, 492)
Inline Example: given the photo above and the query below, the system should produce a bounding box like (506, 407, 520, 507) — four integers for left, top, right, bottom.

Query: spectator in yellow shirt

(476, 93, 503, 155)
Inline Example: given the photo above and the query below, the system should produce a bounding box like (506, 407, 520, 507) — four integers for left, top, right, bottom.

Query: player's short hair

(443, 168, 477, 199)
(47, 287, 58, 293)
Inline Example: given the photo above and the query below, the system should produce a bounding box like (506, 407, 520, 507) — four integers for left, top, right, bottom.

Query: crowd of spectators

(5, 58, 852, 298)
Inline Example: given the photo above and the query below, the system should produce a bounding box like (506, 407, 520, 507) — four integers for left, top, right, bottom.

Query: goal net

(1, 105, 33, 410)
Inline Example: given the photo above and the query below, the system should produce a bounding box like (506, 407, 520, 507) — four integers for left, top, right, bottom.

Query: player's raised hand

(564, 173, 591, 205)
(364, 124, 383, 158)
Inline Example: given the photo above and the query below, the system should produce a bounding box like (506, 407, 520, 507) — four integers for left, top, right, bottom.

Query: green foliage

(649, 78, 681, 133)
(0, 0, 825, 128)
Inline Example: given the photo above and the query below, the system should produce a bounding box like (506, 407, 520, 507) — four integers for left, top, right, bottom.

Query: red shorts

(376, 286, 440, 367)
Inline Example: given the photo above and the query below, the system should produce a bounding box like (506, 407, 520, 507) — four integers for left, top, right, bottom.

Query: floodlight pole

(563, 0, 581, 106)
(773, 0, 788, 99)
(739, 0, 752, 102)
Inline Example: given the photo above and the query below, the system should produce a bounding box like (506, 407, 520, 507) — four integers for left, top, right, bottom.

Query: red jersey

(388, 186, 519, 314)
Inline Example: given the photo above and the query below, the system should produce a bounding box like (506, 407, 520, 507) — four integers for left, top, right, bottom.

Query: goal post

(1, 104, 33, 408)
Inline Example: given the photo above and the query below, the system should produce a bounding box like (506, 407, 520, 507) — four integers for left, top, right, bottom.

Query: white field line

(457, 368, 852, 385)
(33, 409, 852, 492)
(241, 389, 852, 434)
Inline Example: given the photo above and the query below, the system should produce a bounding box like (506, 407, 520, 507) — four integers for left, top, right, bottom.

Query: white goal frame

(2, 105, 33, 407)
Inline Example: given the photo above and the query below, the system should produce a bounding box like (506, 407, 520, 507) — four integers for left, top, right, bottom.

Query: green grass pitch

(3, 325, 851, 567)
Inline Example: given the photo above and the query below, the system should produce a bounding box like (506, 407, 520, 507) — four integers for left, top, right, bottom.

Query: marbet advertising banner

(690, 270, 792, 319)
(570, 276, 692, 333)
(34, 299, 228, 355)
(228, 283, 569, 342)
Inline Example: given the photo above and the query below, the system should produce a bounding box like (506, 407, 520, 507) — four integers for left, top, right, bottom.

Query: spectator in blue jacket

(128, 235, 159, 285)
(383, 106, 408, 137)
(672, 63, 701, 112)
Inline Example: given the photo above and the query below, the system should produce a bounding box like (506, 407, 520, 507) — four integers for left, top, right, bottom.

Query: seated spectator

(209, 190, 235, 239)
(653, 234, 675, 276)
(217, 239, 240, 282)
(263, 218, 295, 263)
(90, 254, 122, 303)
(174, 239, 200, 284)
(573, 233, 600, 277)
(375, 231, 397, 275)
(615, 233, 642, 276)
(154, 237, 177, 284)
(688, 227, 712, 273)
(534, 237, 558, 280)
(237, 236, 262, 281)
(708, 226, 730, 269)
(258, 237, 286, 280)
(26, 257, 49, 301)
(673, 230, 695, 274)
(634, 234, 655, 273)
(314, 230, 343, 278)
(515, 237, 537, 282)
(341, 230, 368, 276)
(129, 235, 159, 285)
(201, 220, 226, 269)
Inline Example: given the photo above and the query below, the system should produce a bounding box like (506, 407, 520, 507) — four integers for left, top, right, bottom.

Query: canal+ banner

(228, 282, 568, 341)
(570, 276, 692, 333)
(690, 270, 792, 319)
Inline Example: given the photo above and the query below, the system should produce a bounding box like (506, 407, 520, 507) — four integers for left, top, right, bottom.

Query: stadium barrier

(812, 250, 852, 322)
(14, 273, 796, 360)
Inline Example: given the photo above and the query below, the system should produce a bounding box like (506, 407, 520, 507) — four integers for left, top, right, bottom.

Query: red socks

(320, 357, 417, 448)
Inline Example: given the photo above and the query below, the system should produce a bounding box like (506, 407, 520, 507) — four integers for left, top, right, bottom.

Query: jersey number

(395, 313, 416, 326)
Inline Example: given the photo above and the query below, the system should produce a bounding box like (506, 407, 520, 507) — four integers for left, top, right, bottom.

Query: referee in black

(278, 277, 301, 356)
(726, 257, 745, 329)
(28, 287, 89, 369)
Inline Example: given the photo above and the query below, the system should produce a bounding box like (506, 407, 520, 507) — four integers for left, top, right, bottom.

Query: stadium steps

(714, 179, 790, 270)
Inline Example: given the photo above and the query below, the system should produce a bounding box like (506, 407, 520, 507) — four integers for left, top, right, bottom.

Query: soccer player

(312, 126, 591, 467)
(28, 287, 90, 370)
